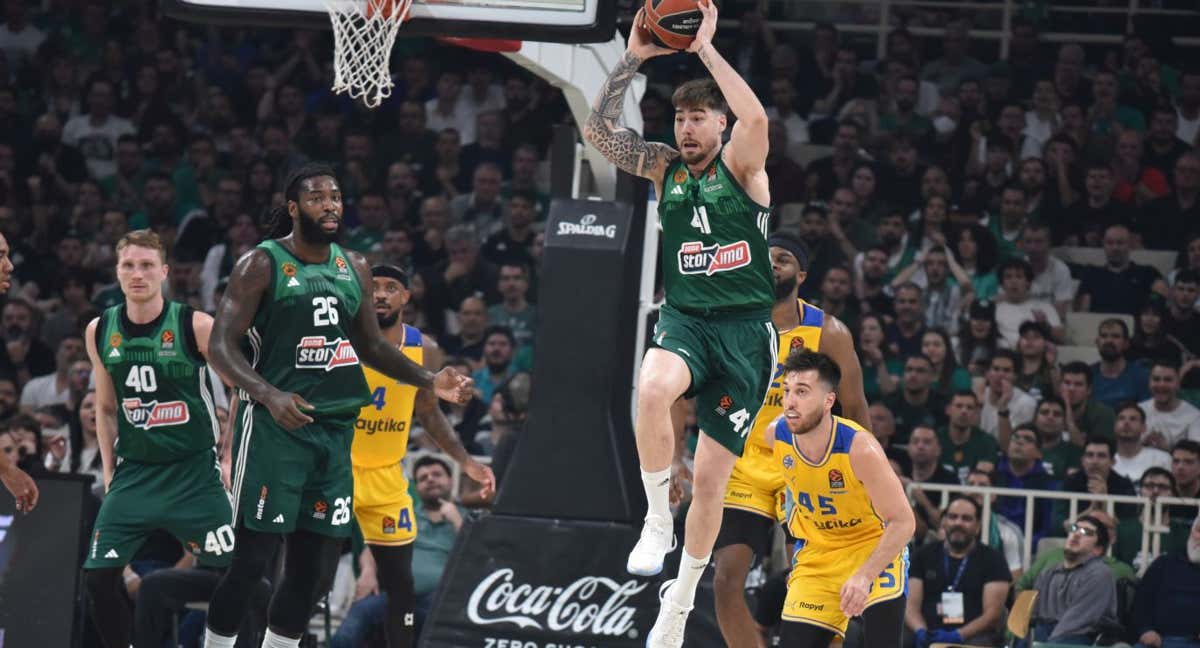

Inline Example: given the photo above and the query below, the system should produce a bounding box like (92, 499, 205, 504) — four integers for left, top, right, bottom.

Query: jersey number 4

(690, 206, 712, 234)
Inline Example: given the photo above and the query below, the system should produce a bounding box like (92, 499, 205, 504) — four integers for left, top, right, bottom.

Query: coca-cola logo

(466, 568, 646, 637)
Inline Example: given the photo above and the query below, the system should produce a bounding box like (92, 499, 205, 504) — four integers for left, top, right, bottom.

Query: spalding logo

(557, 213, 617, 239)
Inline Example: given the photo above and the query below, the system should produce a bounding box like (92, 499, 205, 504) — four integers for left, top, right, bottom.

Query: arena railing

(907, 481, 1199, 575)
(619, 0, 1199, 60)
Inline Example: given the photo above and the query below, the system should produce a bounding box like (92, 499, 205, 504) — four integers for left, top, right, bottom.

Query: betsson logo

(466, 568, 646, 636)
(557, 213, 617, 239)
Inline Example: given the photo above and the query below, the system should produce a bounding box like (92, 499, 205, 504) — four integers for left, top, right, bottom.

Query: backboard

(161, 0, 618, 43)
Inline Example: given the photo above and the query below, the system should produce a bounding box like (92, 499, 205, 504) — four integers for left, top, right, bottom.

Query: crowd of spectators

(0, 0, 1198, 646)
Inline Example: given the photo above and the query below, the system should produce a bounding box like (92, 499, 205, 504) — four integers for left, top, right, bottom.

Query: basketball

(643, 0, 706, 50)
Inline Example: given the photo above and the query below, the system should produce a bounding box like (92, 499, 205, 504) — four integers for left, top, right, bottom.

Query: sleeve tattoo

(583, 51, 678, 179)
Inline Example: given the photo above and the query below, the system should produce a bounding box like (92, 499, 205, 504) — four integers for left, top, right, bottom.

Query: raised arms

(689, 0, 769, 179)
(582, 10, 678, 183)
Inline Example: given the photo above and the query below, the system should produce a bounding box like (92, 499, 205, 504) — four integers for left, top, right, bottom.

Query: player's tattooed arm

(345, 251, 435, 389)
(208, 250, 280, 404)
(582, 51, 679, 181)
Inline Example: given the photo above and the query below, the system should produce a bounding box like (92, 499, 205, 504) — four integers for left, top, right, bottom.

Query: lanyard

(943, 551, 970, 592)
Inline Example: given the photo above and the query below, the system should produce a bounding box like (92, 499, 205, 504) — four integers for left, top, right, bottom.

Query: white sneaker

(626, 514, 676, 576)
(646, 580, 691, 648)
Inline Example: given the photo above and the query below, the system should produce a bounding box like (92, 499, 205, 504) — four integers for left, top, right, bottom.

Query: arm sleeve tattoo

(583, 51, 678, 180)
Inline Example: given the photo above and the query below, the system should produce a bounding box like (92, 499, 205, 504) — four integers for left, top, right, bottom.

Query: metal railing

(618, 0, 1200, 61)
(908, 481, 1198, 575)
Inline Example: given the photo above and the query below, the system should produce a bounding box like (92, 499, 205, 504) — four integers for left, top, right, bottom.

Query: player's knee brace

(266, 531, 344, 632)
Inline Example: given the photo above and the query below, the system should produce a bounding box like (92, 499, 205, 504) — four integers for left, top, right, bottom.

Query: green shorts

(653, 304, 777, 455)
(84, 449, 234, 569)
(231, 402, 356, 538)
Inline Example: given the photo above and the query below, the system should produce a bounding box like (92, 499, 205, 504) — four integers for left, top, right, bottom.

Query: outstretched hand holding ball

(643, 0, 718, 51)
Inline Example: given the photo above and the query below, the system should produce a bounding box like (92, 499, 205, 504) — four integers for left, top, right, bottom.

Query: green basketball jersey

(659, 152, 773, 314)
(240, 240, 370, 417)
(100, 301, 219, 463)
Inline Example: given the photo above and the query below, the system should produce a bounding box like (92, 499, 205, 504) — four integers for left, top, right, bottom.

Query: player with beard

(713, 232, 867, 648)
(583, 3, 777, 645)
(350, 264, 494, 647)
(0, 232, 37, 513)
(203, 163, 474, 648)
(765, 350, 913, 648)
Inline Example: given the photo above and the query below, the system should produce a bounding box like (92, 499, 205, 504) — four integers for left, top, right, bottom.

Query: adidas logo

(286, 277, 301, 288)
(273, 514, 285, 524)
(108, 347, 120, 358)
(104, 549, 118, 559)
(671, 185, 684, 195)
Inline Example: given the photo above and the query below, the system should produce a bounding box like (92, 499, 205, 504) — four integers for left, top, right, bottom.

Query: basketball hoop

(324, 0, 412, 108)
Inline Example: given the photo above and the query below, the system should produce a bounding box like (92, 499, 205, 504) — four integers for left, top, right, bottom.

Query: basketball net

(324, 0, 412, 108)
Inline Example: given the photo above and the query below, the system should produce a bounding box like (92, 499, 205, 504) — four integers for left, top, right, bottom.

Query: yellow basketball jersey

(773, 415, 884, 552)
(351, 325, 423, 468)
(741, 300, 825, 459)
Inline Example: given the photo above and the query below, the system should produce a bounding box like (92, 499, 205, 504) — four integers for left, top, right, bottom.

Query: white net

(324, 0, 413, 108)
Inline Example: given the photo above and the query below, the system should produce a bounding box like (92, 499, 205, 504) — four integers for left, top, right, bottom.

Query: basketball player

(768, 351, 914, 648)
(352, 264, 495, 647)
(81, 229, 234, 648)
(203, 163, 473, 648)
(582, 1, 776, 644)
(713, 233, 868, 648)
(0, 232, 37, 513)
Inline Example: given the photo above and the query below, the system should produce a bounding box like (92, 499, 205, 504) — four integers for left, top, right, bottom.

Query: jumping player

(767, 351, 914, 648)
(203, 163, 473, 648)
(583, 1, 775, 644)
(352, 264, 495, 647)
(83, 229, 233, 648)
(0, 232, 37, 513)
(713, 234, 868, 648)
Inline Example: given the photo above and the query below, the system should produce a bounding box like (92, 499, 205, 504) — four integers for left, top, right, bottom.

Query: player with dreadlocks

(203, 163, 475, 648)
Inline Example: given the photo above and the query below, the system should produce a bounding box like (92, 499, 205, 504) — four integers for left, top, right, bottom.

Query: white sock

(261, 629, 301, 648)
(669, 551, 709, 607)
(641, 467, 672, 519)
(203, 628, 237, 648)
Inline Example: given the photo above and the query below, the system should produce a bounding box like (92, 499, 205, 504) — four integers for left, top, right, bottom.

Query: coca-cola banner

(422, 515, 724, 648)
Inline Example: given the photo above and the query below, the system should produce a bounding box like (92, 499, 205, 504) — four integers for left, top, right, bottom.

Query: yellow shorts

(352, 463, 416, 546)
(723, 443, 785, 520)
(781, 543, 908, 636)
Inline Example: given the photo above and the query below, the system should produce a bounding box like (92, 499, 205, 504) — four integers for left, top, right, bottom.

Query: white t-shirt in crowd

(1030, 257, 1075, 306)
(1138, 397, 1200, 447)
(19, 373, 69, 410)
(61, 114, 136, 179)
(995, 298, 1062, 348)
(1113, 445, 1173, 484)
(980, 385, 1038, 436)
(1177, 107, 1199, 146)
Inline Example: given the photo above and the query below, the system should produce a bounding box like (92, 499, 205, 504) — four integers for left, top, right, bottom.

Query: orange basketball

(643, 0, 706, 50)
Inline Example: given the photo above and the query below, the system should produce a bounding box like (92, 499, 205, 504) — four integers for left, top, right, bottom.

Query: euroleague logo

(828, 469, 846, 490)
(121, 398, 190, 430)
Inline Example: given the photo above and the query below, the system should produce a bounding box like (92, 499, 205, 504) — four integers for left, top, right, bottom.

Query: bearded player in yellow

(767, 350, 913, 647)
(352, 265, 495, 647)
(710, 232, 868, 648)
